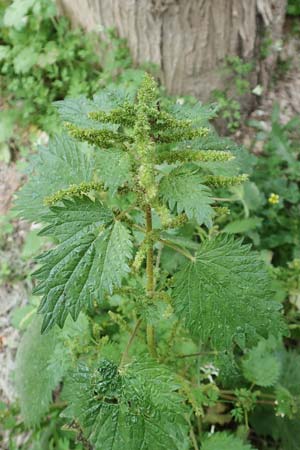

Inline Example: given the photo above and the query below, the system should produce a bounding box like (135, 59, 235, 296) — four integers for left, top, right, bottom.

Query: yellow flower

(268, 193, 280, 205)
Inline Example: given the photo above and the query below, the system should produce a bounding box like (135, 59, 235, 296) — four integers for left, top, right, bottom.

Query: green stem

(189, 426, 200, 450)
(178, 350, 219, 358)
(119, 318, 143, 368)
(145, 204, 157, 358)
(159, 238, 196, 262)
(131, 223, 196, 262)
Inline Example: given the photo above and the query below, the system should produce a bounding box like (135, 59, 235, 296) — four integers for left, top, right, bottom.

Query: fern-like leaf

(34, 197, 132, 332)
(172, 235, 285, 349)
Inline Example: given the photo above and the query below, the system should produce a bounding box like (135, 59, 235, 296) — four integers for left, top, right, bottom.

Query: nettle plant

(15, 75, 297, 449)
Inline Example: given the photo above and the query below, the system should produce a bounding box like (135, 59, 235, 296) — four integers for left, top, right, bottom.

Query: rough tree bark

(58, 0, 286, 102)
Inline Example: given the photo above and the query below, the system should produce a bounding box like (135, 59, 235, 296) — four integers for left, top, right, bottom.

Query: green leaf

(242, 336, 281, 387)
(159, 167, 214, 227)
(172, 235, 285, 349)
(13, 46, 39, 74)
(3, 0, 36, 29)
(15, 134, 93, 221)
(251, 350, 300, 449)
(34, 197, 132, 332)
(15, 314, 88, 426)
(251, 406, 300, 450)
(201, 432, 255, 450)
(63, 358, 188, 450)
(95, 149, 132, 193)
(54, 87, 133, 129)
(222, 217, 262, 234)
(37, 45, 59, 68)
(0, 45, 10, 61)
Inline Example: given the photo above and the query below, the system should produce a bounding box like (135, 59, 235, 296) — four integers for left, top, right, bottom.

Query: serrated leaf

(34, 197, 132, 331)
(201, 432, 255, 450)
(54, 97, 109, 129)
(63, 358, 188, 450)
(242, 336, 281, 387)
(173, 235, 285, 349)
(95, 149, 132, 193)
(159, 167, 214, 227)
(54, 87, 133, 129)
(15, 314, 89, 426)
(15, 134, 93, 221)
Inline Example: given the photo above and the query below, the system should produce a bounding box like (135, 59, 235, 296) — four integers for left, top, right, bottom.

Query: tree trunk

(58, 0, 286, 102)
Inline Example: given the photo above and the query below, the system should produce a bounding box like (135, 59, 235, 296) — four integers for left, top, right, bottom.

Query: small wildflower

(268, 193, 280, 205)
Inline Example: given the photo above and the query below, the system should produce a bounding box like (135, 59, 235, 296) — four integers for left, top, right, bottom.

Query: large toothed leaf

(34, 197, 132, 332)
(95, 149, 132, 193)
(159, 167, 215, 227)
(62, 358, 189, 450)
(15, 134, 93, 221)
(55, 87, 134, 128)
(173, 235, 285, 349)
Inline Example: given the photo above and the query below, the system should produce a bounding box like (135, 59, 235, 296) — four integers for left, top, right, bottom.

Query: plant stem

(178, 350, 219, 358)
(145, 204, 157, 358)
(189, 427, 200, 450)
(159, 238, 196, 262)
(131, 223, 196, 262)
(119, 318, 142, 368)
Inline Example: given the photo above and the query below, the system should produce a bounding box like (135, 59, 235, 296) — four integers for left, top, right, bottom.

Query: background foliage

(0, 1, 300, 450)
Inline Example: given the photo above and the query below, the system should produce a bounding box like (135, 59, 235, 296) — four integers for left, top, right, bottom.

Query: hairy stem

(145, 204, 157, 358)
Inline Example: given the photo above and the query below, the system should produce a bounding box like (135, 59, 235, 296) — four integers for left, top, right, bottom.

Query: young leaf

(62, 358, 188, 450)
(95, 149, 132, 193)
(15, 134, 93, 221)
(55, 87, 134, 128)
(159, 167, 214, 227)
(173, 235, 285, 349)
(242, 336, 281, 387)
(34, 197, 132, 332)
(201, 432, 255, 450)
